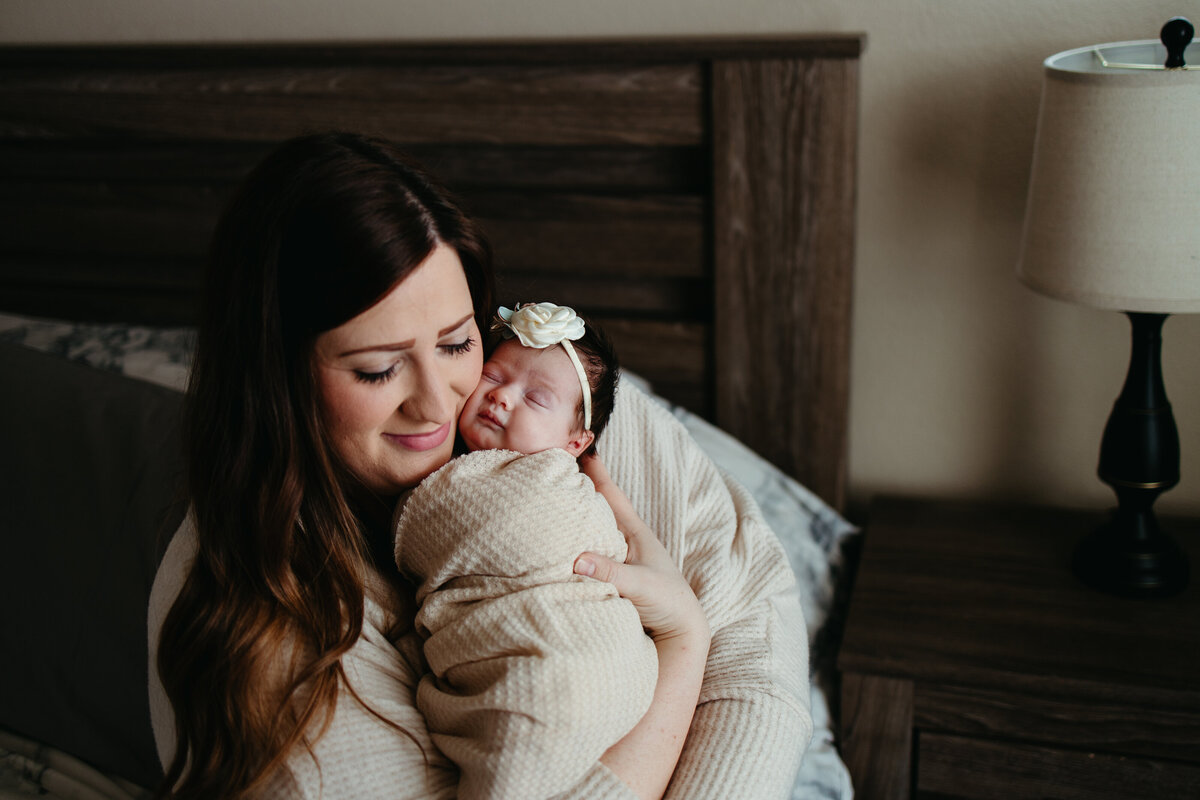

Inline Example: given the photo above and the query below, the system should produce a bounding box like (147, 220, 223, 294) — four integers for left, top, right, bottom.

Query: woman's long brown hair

(156, 133, 493, 798)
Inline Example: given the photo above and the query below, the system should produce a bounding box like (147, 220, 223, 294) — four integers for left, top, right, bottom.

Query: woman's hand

(575, 453, 710, 800)
(575, 454, 709, 644)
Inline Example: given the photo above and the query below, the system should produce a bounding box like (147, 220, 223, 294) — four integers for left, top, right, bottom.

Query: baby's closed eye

(526, 390, 553, 408)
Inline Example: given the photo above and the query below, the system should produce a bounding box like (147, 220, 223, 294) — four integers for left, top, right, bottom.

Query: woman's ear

(565, 429, 595, 458)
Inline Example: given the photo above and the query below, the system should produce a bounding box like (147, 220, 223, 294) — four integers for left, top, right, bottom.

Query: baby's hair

(569, 316, 619, 457)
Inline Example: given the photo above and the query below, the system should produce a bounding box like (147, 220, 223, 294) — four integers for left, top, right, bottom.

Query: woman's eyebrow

(337, 313, 475, 357)
(439, 312, 475, 337)
(338, 340, 414, 357)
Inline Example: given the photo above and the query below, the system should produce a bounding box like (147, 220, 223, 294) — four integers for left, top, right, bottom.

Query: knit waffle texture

(394, 448, 657, 799)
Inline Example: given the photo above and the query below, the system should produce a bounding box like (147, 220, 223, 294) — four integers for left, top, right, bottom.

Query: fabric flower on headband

(494, 302, 593, 430)
(495, 302, 585, 349)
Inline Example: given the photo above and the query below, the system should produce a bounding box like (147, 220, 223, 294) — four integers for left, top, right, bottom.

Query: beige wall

(4, 1, 1198, 515)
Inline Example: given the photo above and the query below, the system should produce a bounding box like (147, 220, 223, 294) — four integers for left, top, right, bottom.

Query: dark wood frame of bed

(0, 35, 861, 511)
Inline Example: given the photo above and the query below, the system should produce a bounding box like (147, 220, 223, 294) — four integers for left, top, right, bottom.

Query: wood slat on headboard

(713, 55, 859, 512)
(0, 36, 862, 509)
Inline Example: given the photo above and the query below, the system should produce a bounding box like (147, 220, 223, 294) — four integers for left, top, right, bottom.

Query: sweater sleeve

(599, 384, 813, 800)
(666, 468, 812, 799)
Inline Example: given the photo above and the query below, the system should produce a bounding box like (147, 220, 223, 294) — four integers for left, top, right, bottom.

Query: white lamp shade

(1017, 40, 1200, 313)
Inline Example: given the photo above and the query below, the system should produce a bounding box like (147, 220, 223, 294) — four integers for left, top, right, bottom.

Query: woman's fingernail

(575, 556, 596, 577)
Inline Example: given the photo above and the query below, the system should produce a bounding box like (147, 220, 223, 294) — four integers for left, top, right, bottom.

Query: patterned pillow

(0, 313, 194, 392)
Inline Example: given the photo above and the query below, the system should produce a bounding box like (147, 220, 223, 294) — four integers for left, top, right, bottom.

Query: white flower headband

(494, 302, 592, 430)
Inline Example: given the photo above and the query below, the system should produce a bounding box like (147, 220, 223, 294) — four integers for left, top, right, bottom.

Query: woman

(148, 132, 811, 799)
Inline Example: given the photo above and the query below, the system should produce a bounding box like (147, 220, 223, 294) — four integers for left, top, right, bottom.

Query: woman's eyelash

(443, 336, 476, 356)
(353, 366, 397, 384)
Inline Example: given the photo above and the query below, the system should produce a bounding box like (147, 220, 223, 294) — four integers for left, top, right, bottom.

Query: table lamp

(1016, 18, 1200, 597)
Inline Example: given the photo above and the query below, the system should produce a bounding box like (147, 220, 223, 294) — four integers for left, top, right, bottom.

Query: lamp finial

(1161, 17, 1193, 68)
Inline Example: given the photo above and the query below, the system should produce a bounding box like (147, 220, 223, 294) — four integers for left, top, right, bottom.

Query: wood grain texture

(839, 498, 1200, 705)
(838, 497, 1200, 799)
(840, 673, 914, 800)
(918, 733, 1200, 800)
(469, 192, 705, 279)
(915, 682, 1200, 765)
(0, 37, 865, 70)
(0, 62, 703, 146)
(495, 273, 707, 319)
(712, 56, 858, 510)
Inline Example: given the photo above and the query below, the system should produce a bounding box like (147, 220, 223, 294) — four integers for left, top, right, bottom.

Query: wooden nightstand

(837, 496, 1200, 799)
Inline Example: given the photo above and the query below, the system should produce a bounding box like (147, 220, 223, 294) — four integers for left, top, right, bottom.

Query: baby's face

(458, 338, 594, 456)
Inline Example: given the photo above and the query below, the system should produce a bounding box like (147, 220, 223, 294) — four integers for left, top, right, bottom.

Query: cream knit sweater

(148, 382, 812, 798)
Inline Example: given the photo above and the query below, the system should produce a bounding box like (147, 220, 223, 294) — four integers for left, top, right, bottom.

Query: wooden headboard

(0, 36, 861, 509)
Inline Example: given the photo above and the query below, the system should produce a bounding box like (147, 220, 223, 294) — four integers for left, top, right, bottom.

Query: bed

(0, 35, 862, 799)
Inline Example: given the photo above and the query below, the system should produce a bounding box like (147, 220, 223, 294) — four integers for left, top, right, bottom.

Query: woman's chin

(370, 444, 457, 495)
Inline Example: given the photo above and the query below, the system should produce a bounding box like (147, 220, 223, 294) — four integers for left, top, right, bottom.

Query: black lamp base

(1076, 312, 1189, 599)
(1073, 511, 1190, 598)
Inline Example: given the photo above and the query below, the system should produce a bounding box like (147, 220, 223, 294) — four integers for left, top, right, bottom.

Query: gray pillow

(0, 341, 186, 789)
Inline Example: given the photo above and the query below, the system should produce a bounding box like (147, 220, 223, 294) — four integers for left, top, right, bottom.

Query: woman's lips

(384, 422, 451, 452)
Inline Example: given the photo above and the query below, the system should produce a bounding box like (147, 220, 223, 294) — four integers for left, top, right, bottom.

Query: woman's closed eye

(440, 336, 476, 357)
(353, 364, 398, 384)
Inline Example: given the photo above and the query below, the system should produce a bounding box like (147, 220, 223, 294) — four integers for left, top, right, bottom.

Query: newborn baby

(394, 303, 658, 800)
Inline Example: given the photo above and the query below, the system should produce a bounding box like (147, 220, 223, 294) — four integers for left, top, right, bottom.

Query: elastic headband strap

(560, 339, 592, 430)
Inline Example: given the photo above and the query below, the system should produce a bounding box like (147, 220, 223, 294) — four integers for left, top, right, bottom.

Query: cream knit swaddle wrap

(394, 447, 658, 800)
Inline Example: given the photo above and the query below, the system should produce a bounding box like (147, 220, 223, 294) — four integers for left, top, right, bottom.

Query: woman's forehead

(316, 245, 474, 356)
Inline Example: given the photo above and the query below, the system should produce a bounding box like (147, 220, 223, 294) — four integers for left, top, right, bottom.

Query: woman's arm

(576, 455, 711, 800)
(594, 384, 814, 800)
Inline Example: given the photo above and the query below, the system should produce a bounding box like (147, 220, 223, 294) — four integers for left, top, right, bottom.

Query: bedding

(0, 339, 184, 798)
(0, 313, 857, 799)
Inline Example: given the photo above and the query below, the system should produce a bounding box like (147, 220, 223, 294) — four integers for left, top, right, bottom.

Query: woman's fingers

(573, 551, 619, 582)
(578, 452, 710, 643)
(574, 551, 708, 643)
(573, 550, 672, 607)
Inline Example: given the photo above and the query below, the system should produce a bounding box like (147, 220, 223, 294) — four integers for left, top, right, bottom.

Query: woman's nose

(403, 361, 454, 423)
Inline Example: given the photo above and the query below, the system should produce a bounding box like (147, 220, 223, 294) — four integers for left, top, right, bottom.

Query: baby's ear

(565, 429, 595, 458)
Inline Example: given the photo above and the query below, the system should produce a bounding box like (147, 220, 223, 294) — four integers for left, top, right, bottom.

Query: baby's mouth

(479, 409, 504, 428)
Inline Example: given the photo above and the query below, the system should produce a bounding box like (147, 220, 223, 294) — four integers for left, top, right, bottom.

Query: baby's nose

(488, 385, 511, 408)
